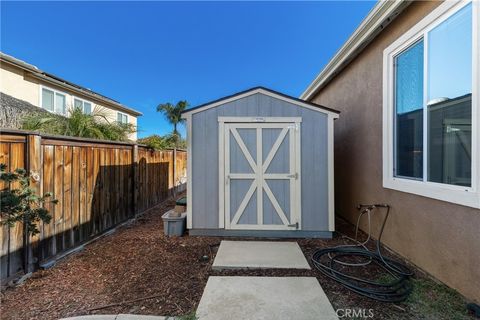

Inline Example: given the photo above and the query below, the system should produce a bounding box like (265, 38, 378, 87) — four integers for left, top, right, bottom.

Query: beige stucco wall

(309, 1, 480, 302)
(0, 62, 138, 140)
(0, 63, 40, 105)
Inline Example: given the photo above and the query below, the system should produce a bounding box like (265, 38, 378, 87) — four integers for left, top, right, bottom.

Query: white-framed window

(41, 87, 66, 115)
(117, 112, 128, 124)
(73, 97, 92, 115)
(383, 0, 479, 208)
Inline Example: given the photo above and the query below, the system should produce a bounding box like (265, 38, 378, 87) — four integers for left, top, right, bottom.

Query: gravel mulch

(0, 197, 474, 320)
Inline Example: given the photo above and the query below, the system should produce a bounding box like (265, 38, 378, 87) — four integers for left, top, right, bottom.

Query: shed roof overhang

(300, 0, 411, 100)
(181, 86, 340, 119)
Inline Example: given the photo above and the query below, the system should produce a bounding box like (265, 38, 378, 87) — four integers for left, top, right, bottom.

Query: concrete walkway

(212, 240, 311, 270)
(204, 241, 338, 319)
(61, 314, 168, 320)
(196, 276, 338, 320)
(63, 241, 337, 320)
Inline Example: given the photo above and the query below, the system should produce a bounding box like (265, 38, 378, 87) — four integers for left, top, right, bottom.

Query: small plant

(0, 164, 57, 236)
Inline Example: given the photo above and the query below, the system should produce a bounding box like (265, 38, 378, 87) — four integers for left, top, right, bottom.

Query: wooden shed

(182, 87, 339, 238)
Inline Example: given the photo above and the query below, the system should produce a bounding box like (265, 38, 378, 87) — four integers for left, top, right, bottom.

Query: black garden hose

(311, 204, 414, 302)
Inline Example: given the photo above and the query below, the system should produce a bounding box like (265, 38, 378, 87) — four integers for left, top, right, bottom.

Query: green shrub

(0, 164, 56, 236)
(138, 133, 186, 150)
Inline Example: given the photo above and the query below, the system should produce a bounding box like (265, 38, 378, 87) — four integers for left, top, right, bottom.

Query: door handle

(287, 173, 298, 179)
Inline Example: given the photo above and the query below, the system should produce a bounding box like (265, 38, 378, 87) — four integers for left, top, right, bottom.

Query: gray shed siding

(191, 93, 329, 231)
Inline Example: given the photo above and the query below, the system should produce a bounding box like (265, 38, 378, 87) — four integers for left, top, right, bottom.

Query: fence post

(26, 134, 42, 273)
(132, 144, 139, 217)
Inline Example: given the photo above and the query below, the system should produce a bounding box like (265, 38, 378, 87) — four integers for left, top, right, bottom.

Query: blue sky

(1, 1, 375, 138)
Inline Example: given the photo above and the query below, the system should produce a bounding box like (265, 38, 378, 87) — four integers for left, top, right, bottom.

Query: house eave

(0, 52, 143, 117)
(300, 0, 411, 100)
(28, 72, 143, 116)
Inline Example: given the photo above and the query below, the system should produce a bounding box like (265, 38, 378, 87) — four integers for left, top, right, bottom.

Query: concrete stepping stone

(212, 240, 311, 270)
(196, 276, 338, 320)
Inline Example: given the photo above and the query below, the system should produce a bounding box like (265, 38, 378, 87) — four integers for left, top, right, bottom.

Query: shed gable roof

(181, 87, 340, 117)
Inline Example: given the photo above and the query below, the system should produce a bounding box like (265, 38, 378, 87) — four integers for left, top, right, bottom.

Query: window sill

(41, 106, 66, 117)
(383, 177, 480, 209)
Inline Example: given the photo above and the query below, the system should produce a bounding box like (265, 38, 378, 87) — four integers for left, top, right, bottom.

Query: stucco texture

(309, 1, 480, 302)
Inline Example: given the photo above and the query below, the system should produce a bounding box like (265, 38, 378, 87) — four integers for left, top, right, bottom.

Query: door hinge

(288, 222, 299, 229)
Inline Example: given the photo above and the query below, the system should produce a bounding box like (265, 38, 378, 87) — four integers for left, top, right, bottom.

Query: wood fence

(0, 129, 187, 281)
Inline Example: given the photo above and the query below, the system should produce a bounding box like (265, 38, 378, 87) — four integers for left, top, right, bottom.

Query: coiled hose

(311, 204, 414, 302)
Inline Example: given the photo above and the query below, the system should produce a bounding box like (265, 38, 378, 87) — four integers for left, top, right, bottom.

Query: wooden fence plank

(126, 149, 133, 218)
(54, 145, 64, 255)
(63, 146, 73, 249)
(109, 148, 116, 227)
(99, 148, 106, 232)
(112, 148, 118, 225)
(28, 135, 41, 272)
(0, 143, 10, 279)
(0, 143, 10, 190)
(79, 147, 87, 241)
(42, 145, 55, 260)
(72, 147, 81, 244)
(139, 149, 146, 213)
(132, 145, 138, 217)
(90, 148, 98, 236)
(86, 147, 94, 238)
(9, 143, 25, 276)
(105, 149, 111, 229)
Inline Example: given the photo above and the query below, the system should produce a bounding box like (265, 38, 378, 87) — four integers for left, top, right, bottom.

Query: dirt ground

(0, 197, 474, 320)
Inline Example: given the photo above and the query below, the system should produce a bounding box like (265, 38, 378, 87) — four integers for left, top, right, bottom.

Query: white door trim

(186, 113, 193, 229)
(219, 118, 301, 231)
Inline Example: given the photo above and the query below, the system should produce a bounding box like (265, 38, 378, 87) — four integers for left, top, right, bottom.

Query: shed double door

(223, 121, 301, 230)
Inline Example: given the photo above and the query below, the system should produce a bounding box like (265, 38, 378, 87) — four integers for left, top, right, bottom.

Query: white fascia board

(301, 0, 410, 100)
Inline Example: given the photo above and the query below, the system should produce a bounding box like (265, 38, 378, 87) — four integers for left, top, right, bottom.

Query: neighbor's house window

(41, 87, 66, 115)
(73, 97, 92, 114)
(383, 1, 479, 208)
(117, 112, 128, 124)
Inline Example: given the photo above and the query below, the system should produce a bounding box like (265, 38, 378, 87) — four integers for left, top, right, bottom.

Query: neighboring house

(302, 0, 479, 302)
(0, 52, 142, 140)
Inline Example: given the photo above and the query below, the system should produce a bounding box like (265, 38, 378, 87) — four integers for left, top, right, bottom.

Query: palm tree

(156, 100, 188, 197)
(156, 100, 188, 144)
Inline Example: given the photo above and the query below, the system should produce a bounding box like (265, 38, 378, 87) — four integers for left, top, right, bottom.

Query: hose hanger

(311, 204, 414, 302)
